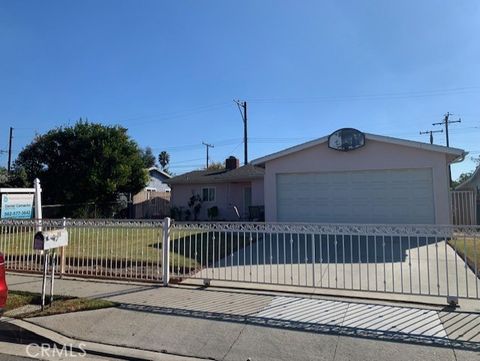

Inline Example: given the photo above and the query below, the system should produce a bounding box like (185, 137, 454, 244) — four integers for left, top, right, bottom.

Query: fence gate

(167, 221, 480, 303)
(451, 190, 477, 225)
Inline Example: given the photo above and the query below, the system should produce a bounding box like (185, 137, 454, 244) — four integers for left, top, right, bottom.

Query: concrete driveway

(189, 237, 479, 303)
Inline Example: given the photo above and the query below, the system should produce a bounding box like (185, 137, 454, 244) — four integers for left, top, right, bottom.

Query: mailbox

(34, 229, 68, 251)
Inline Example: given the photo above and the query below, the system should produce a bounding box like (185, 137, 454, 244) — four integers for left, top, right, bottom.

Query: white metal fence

(1, 219, 164, 281)
(3, 218, 480, 303)
(168, 222, 480, 301)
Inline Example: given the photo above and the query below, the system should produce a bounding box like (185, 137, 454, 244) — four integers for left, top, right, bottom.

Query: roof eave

(148, 167, 172, 179)
(167, 175, 264, 186)
(251, 133, 465, 165)
(455, 163, 480, 190)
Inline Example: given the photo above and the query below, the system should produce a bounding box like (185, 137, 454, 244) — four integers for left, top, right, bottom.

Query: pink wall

(170, 180, 264, 221)
(263, 139, 451, 224)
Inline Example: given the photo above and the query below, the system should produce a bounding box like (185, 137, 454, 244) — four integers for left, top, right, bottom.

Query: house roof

(251, 132, 466, 165)
(456, 165, 480, 190)
(166, 164, 264, 185)
(148, 167, 171, 179)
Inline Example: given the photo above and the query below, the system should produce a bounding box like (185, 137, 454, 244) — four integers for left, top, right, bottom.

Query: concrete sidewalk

(5, 273, 480, 361)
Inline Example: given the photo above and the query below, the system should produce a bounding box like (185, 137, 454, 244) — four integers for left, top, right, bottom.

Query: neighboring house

(251, 129, 464, 224)
(167, 156, 264, 221)
(132, 167, 172, 219)
(456, 166, 480, 194)
(144, 167, 172, 192)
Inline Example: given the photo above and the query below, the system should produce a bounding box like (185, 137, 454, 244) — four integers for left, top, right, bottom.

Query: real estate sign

(1, 193, 34, 219)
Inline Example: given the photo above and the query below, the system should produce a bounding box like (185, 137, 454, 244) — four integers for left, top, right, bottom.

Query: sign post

(0, 179, 60, 309)
(34, 227, 69, 309)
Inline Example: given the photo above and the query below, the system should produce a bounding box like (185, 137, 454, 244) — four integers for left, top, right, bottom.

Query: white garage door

(276, 169, 434, 224)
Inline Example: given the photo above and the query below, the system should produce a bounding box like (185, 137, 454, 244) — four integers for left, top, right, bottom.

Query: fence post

(34, 178, 42, 232)
(60, 217, 66, 278)
(162, 217, 171, 286)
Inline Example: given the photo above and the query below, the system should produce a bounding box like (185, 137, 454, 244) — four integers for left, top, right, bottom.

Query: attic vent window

(328, 128, 365, 151)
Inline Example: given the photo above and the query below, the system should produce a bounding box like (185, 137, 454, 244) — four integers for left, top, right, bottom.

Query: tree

(452, 172, 473, 189)
(14, 121, 148, 217)
(0, 166, 28, 188)
(206, 161, 225, 170)
(158, 151, 170, 173)
(141, 146, 156, 168)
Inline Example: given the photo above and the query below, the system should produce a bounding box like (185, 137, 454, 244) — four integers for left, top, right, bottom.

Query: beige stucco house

(168, 130, 465, 224)
(167, 156, 264, 221)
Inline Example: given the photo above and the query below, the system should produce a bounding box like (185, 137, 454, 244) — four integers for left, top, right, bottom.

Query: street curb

(4, 317, 209, 361)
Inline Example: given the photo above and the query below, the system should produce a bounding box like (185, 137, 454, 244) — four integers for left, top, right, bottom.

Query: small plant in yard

(207, 206, 219, 220)
(170, 206, 183, 220)
(188, 194, 202, 221)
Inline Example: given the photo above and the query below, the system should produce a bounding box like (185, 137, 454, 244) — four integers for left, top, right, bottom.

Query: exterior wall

(132, 190, 170, 219)
(251, 178, 264, 206)
(170, 181, 264, 221)
(263, 139, 451, 224)
(147, 171, 171, 192)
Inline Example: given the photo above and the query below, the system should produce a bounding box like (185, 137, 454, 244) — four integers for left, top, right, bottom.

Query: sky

(0, 0, 479, 179)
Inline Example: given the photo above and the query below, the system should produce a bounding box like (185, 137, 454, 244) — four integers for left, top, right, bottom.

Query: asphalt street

(0, 353, 33, 361)
(0, 321, 55, 345)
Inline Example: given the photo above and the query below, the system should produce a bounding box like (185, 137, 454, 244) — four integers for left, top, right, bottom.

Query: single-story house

(167, 157, 264, 220)
(168, 129, 465, 224)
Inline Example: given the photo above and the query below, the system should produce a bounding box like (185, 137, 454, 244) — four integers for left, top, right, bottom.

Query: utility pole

(234, 100, 248, 165)
(202, 142, 214, 168)
(432, 112, 461, 188)
(7, 127, 13, 173)
(432, 112, 461, 147)
(419, 129, 443, 145)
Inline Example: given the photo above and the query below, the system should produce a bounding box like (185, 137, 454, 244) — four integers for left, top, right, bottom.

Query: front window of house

(202, 187, 215, 202)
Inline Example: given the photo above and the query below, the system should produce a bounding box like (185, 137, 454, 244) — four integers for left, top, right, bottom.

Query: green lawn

(4, 290, 116, 318)
(4, 290, 39, 312)
(1, 226, 198, 269)
(1, 226, 257, 273)
(449, 237, 480, 274)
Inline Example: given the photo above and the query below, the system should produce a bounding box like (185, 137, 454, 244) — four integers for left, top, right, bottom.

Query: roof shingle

(166, 164, 264, 185)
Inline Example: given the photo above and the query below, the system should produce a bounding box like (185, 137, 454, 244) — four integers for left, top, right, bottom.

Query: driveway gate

(167, 221, 480, 303)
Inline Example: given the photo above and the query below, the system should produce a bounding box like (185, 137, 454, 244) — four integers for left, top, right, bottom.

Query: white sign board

(1, 193, 34, 219)
(34, 229, 69, 251)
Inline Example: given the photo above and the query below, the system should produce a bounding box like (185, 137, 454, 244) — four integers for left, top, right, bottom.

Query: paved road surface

(6, 274, 480, 361)
(0, 353, 33, 361)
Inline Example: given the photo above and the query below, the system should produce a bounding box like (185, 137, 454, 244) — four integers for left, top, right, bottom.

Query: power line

(118, 102, 232, 126)
(246, 86, 480, 104)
